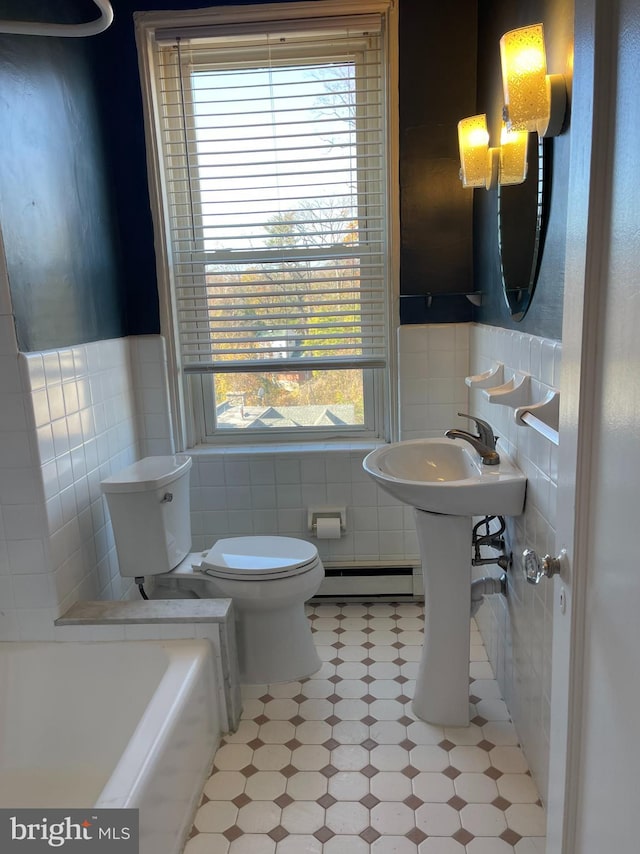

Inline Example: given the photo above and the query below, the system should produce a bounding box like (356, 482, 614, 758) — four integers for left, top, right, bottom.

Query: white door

(546, 0, 640, 850)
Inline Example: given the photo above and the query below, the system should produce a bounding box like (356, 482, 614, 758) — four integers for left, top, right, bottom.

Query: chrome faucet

(445, 412, 500, 466)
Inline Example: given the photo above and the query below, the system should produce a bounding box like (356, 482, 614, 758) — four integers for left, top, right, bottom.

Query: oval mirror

(498, 134, 549, 320)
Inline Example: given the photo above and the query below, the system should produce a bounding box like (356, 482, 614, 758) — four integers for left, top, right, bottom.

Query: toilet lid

(200, 536, 319, 579)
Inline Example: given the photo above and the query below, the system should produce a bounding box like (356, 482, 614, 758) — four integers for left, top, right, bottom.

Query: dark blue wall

(398, 1, 477, 324)
(90, 0, 284, 337)
(0, 0, 480, 348)
(0, 0, 126, 351)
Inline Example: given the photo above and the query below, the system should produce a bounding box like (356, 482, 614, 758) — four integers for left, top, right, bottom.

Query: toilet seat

(198, 536, 319, 581)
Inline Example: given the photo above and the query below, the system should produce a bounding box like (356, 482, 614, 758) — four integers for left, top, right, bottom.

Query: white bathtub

(0, 639, 221, 854)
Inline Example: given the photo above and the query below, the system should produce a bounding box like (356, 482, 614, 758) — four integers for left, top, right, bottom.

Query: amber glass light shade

(458, 115, 491, 188)
(499, 126, 528, 185)
(500, 24, 548, 133)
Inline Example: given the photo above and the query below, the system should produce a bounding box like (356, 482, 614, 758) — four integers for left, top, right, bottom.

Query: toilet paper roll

(316, 516, 342, 539)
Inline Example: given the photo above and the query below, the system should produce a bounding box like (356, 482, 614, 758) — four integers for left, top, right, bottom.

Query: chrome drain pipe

(470, 515, 511, 616)
(471, 573, 508, 617)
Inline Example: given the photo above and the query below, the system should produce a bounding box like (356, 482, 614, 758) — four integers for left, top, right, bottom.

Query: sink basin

(363, 437, 526, 516)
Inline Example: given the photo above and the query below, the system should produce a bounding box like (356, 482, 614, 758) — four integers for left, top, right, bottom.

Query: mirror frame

(498, 134, 550, 320)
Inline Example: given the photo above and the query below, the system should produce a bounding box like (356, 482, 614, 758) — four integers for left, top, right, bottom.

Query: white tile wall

(1, 321, 468, 639)
(189, 447, 420, 565)
(0, 318, 151, 640)
(22, 338, 142, 616)
(399, 323, 470, 439)
(187, 324, 470, 567)
(128, 335, 175, 457)
(0, 243, 53, 640)
(0, 309, 559, 804)
(469, 323, 561, 806)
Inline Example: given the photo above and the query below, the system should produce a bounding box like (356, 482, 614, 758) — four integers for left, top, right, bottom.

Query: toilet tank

(101, 455, 192, 577)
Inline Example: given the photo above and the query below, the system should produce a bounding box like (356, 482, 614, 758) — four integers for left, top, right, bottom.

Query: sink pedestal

(413, 510, 472, 727)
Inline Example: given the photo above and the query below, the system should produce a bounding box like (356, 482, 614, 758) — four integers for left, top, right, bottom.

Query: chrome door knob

(523, 549, 564, 585)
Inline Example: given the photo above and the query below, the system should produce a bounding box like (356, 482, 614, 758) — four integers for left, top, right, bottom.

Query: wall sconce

(499, 126, 528, 185)
(458, 116, 528, 189)
(500, 23, 567, 137)
(457, 115, 499, 189)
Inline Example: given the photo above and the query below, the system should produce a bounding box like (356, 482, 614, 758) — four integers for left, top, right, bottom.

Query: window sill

(187, 440, 386, 457)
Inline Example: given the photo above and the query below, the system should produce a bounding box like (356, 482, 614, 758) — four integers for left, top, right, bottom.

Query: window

(137, 1, 398, 444)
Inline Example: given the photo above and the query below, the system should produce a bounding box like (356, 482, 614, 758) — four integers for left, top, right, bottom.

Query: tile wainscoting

(0, 335, 172, 640)
(469, 323, 561, 806)
(188, 323, 471, 566)
(0, 320, 560, 816)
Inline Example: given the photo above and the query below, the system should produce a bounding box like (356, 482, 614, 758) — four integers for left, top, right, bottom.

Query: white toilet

(101, 455, 324, 684)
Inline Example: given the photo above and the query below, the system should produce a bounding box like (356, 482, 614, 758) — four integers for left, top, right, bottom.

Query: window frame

(135, 0, 399, 449)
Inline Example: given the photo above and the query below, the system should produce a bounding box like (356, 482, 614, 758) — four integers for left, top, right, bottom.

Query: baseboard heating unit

(313, 564, 423, 601)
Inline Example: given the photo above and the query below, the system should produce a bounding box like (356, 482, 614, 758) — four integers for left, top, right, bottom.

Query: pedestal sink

(363, 438, 526, 726)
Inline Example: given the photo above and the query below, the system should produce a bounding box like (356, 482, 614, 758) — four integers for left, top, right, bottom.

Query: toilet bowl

(101, 456, 324, 685)
(193, 536, 323, 683)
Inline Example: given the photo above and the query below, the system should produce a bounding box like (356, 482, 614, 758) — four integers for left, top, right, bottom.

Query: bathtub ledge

(55, 599, 240, 733)
(55, 598, 232, 624)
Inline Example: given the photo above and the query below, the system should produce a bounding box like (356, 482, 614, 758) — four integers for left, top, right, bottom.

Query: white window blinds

(151, 12, 390, 375)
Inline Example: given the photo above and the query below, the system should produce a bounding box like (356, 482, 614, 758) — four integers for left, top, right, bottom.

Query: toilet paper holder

(307, 506, 347, 535)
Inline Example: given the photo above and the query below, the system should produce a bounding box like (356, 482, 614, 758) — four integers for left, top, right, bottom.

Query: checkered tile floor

(185, 602, 546, 854)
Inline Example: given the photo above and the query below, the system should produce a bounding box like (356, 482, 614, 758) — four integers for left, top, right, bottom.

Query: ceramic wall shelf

(465, 362, 504, 389)
(466, 362, 560, 444)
